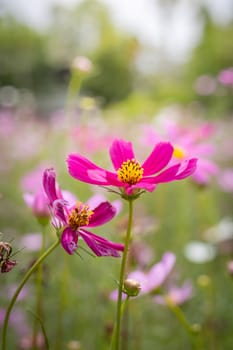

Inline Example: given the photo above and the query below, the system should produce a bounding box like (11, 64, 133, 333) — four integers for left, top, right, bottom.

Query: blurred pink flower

(218, 68, 233, 86)
(194, 75, 217, 95)
(218, 169, 233, 192)
(21, 166, 50, 219)
(154, 280, 193, 306)
(141, 121, 218, 185)
(71, 125, 114, 155)
(19, 233, 42, 251)
(110, 252, 176, 300)
(43, 168, 124, 256)
(0, 308, 30, 337)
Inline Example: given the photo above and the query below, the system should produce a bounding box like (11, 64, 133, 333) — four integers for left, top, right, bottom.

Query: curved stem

(165, 297, 201, 349)
(1, 239, 60, 350)
(32, 225, 47, 347)
(112, 199, 134, 350)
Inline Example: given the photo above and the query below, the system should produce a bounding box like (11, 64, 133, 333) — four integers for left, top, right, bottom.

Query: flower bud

(123, 278, 141, 297)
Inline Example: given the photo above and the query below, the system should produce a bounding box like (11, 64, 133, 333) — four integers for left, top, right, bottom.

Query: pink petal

(142, 142, 174, 176)
(146, 252, 176, 292)
(109, 139, 135, 170)
(61, 227, 78, 255)
(87, 202, 116, 227)
(175, 158, 197, 179)
(129, 181, 157, 193)
(80, 229, 124, 257)
(43, 168, 59, 204)
(68, 154, 112, 185)
(144, 164, 181, 184)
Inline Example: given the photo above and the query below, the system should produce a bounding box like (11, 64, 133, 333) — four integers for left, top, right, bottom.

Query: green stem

(1, 239, 60, 350)
(111, 199, 134, 350)
(32, 225, 47, 348)
(165, 297, 201, 349)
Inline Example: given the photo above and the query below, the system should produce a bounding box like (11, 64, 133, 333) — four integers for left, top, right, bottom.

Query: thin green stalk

(32, 225, 47, 347)
(111, 199, 134, 350)
(1, 239, 60, 350)
(165, 297, 202, 349)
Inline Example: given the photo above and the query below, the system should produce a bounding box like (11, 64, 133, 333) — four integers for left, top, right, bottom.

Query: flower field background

(0, 1, 233, 349)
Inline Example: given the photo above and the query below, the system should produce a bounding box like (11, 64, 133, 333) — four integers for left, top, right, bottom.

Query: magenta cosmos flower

(67, 139, 197, 196)
(43, 168, 124, 256)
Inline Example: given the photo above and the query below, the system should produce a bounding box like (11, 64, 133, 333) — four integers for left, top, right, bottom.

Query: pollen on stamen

(68, 202, 93, 230)
(117, 159, 144, 185)
(173, 145, 186, 159)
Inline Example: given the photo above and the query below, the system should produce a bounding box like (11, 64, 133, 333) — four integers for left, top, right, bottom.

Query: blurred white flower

(184, 240, 217, 263)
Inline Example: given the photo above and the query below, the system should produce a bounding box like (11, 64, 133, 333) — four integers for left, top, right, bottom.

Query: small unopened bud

(227, 260, 233, 276)
(72, 56, 92, 74)
(1, 259, 17, 273)
(123, 278, 141, 297)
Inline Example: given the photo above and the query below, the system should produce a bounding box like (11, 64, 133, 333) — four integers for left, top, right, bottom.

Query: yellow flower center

(173, 145, 186, 159)
(117, 159, 144, 185)
(68, 202, 93, 230)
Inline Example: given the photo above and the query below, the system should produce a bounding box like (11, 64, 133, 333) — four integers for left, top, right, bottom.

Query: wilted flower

(0, 241, 17, 273)
(67, 139, 197, 197)
(43, 168, 124, 256)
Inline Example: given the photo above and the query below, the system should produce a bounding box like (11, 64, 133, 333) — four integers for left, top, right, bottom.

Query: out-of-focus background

(0, 1, 233, 349)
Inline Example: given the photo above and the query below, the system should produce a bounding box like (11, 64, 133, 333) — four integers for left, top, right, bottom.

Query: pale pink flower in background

(72, 56, 93, 73)
(129, 241, 155, 268)
(21, 165, 50, 219)
(218, 68, 233, 86)
(0, 308, 30, 337)
(19, 233, 42, 252)
(194, 75, 217, 95)
(141, 120, 218, 185)
(154, 281, 193, 306)
(71, 125, 114, 155)
(0, 109, 16, 137)
(218, 169, 233, 192)
(8, 284, 29, 302)
(110, 252, 176, 300)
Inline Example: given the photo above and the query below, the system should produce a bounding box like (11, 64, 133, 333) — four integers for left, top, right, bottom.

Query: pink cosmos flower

(142, 121, 217, 185)
(218, 169, 233, 192)
(43, 168, 124, 256)
(153, 280, 193, 306)
(218, 68, 233, 86)
(110, 252, 176, 300)
(21, 166, 50, 219)
(67, 139, 197, 196)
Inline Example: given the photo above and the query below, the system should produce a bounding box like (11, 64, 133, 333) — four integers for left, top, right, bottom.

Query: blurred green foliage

(0, 0, 232, 112)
